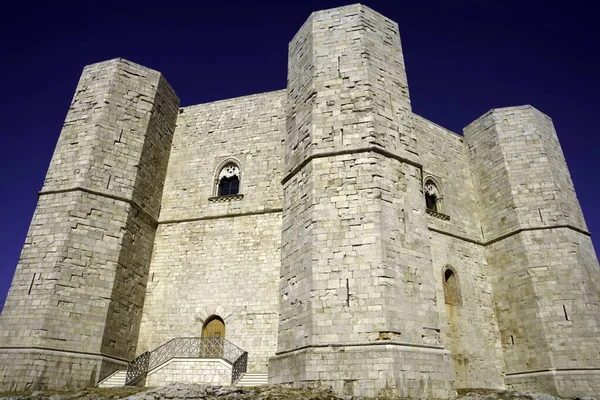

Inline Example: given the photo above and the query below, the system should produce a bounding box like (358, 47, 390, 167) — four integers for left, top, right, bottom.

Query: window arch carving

(210, 158, 244, 201)
(423, 176, 449, 220)
(218, 163, 240, 196)
(442, 266, 461, 306)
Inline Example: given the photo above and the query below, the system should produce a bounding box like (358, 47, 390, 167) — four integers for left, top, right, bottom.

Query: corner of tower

(464, 104, 553, 136)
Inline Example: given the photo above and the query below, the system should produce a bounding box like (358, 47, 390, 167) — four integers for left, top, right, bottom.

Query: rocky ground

(0, 385, 595, 400)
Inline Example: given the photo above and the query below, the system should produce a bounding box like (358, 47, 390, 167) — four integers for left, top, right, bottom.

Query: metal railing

(125, 351, 150, 385)
(231, 350, 248, 384)
(125, 337, 248, 386)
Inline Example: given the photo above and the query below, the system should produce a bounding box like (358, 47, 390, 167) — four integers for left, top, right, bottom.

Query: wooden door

(202, 317, 225, 338)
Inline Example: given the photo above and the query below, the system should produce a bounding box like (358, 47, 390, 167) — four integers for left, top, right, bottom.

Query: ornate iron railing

(125, 350, 150, 385)
(125, 337, 247, 386)
(231, 350, 248, 384)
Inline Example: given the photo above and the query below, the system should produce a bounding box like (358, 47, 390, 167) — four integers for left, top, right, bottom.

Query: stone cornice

(429, 224, 591, 247)
(158, 208, 283, 225)
(38, 186, 158, 227)
(0, 346, 131, 364)
(282, 146, 423, 185)
(274, 340, 448, 357)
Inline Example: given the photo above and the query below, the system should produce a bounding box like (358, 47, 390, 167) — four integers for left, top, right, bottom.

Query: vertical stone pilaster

(465, 105, 600, 397)
(0, 59, 179, 391)
(271, 5, 454, 398)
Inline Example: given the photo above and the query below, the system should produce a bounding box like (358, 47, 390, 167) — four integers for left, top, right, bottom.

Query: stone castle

(1, 4, 599, 398)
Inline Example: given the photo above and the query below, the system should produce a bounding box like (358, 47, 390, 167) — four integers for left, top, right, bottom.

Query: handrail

(125, 337, 247, 386)
(125, 351, 150, 385)
(231, 351, 248, 384)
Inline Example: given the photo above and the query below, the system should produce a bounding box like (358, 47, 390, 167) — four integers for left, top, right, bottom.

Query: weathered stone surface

(136, 91, 285, 373)
(145, 360, 232, 387)
(1, 3, 599, 399)
(0, 385, 595, 400)
(465, 106, 600, 396)
(0, 58, 179, 391)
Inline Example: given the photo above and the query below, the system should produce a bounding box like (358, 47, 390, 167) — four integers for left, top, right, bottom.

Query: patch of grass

(0, 386, 147, 400)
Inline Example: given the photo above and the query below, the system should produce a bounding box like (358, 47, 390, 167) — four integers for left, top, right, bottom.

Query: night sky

(1, 1, 598, 309)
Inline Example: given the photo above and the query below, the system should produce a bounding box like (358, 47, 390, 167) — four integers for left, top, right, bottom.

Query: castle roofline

(180, 88, 286, 112)
(463, 104, 553, 133)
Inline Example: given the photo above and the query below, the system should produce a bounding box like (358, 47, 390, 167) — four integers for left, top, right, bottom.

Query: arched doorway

(202, 315, 225, 338)
(201, 315, 226, 357)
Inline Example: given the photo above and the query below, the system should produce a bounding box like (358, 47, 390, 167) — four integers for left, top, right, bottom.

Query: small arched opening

(443, 267, 461, 306)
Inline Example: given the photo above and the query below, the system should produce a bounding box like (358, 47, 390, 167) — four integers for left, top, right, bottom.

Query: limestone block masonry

(144, 359, 232, 387)
(0, 4, 599, 398)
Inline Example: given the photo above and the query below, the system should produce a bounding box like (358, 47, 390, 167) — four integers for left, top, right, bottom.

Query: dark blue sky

(1, 1, 598, 309)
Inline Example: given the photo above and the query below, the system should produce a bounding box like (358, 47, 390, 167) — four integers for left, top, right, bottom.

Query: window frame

(423, 175, 449, 220)
(212, 158, 244, 199)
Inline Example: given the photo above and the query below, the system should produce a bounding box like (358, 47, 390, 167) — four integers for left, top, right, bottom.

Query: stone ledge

(426, 208, 450, 220)
(208, 194, 244, 202)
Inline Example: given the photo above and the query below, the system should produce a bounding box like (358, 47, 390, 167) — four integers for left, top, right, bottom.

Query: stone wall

(506, 370, 600, 397)
(273, 5, 454, 397)
(1, 4, 599, 398)
(0, 342, 127, 391)
(0, 58, 178, 391)
(414, 115, 505, 389)
(429, 233, 505, 389)
(158, 90, 285, 223)
(414, 115, 482, 239)
(136, 91, 285, 373)
(137, 214, 281, 372)
(465, 106, 600, 397)
(270, 344, 454, 398)
(145, 359, 231, 386)
(464, 106, 587, 239)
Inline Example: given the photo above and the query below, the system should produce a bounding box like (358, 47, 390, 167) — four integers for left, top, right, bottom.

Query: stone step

(97, 370, 127, 388)
(236, 373, 268, 386)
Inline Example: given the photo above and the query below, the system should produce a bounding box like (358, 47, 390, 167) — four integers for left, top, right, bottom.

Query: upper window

(423, 176, 449, 220)
(424, 178, 441, 213)
(218, 163, 240, 196)
(210, 159, 244, 202)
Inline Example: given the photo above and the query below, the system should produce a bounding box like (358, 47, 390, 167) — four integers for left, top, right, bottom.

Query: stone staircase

(235, 373, 268, 387)
(97, 370, 267, 387)
(97, 370, 127, 388)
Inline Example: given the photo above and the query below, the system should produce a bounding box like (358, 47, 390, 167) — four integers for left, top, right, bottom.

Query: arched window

(217, 162, 240, 196)
(202, 315, 225, 338)
(424, 179, 441, 213)
(443, 267, 461, 305)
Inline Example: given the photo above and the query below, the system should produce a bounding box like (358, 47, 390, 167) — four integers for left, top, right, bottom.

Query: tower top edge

(463, 104, 552, 133)
(82, 57, 163, 77)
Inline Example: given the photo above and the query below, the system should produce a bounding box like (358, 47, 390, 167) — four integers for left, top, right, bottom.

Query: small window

(423, 177, 449, 220)
(424, 179, 441, 212)
(443, 267, 461, 305)
(216, 162, 240, 196)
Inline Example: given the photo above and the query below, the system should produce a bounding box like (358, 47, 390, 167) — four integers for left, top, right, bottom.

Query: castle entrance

(201, 315, 226, 357)
(202, 315, 225, 338)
